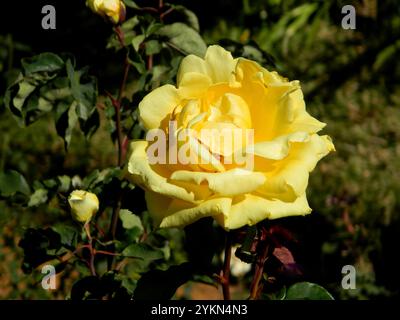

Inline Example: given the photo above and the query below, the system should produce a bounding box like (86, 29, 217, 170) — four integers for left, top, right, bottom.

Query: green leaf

(21, 53, 64, 75)
(235, 225, 257, 263)
(285, 282, 334, 300)
(157, 22, 206, 57)
(121, 16, 140, 32)
(51, 223, 79, 248)
(373, 39, 400, 71)
(145, 40, 162, 55)
(4, 53, 98, 146)
(66, 60, 97, 122)
(169, 5, 200, 31)
(192, 274, 217, 286)
(80, 106, 100, 139)
(134, 263, 193, 300)
(19, 228, 62, 273)
(145, 22, 163, 37)
(119, 209, 144, 231)
(27, 188, 48, 207)
(55, 101, 78, 148)
(71, 272, 130, 300)
(122, 243, 164, 261)
(123, 0, 139, 9)
(132, 35, 145, 52)
(57, 175, 71, 193)
(128, 49, 146, 74)
(0, 170, 30, 197)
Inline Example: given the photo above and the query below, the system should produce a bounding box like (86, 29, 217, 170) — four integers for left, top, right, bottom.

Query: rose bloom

(86, 0, 126, 24)
(128, 45, 334, 230)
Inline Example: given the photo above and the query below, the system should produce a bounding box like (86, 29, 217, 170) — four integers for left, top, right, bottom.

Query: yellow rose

(68, 190, 99, 223)
(86, 0, 126, 24)
(127, 45, 334, 230)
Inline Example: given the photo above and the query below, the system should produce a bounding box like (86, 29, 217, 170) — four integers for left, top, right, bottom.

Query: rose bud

(68, 190, 99, 223)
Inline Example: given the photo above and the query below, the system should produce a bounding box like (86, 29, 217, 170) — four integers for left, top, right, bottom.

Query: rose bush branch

(106, 25, 131, 270)
(249, 227, 270, 300)
(221, 232, 232, 300)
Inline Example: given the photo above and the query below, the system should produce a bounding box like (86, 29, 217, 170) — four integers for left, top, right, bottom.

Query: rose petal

(256, 134, 335, 202)
(248, 131, 310, 160)
(139, 84, 180, 130)
(178, 72, 212, 99)
(154, 195, 232, 228)
(171, 168, 266, 196)
(215, 193, 312, 230)
(127, 141, 196, 202)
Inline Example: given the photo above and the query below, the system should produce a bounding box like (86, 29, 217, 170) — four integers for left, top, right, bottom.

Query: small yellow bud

(68, 190, 99, 223)
(86, 0, 126, 25)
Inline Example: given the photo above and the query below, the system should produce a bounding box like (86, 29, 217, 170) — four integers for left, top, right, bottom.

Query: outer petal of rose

(177, 46, 237, 85)
(138, 84, 180, 130)
(170, 168, 266, 197)
(236, 59, 325, 139)
(127, 140, 195, 202)
(256, 134, 335, 202)
(177, 54, 209, 86)
(154, 195, 232, 228)
(235, 58, 289, 86)
(145, 191, 226, 228)
(215, 193, 312, 230)
(247, 131, 310, 160)
(272, 88, 326, 136)
(178, 72, 212, 99)
(145, 191, 174, 227)
(204, 45, 237, 83)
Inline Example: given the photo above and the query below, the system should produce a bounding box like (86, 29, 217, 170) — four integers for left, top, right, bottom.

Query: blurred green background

(1, 0, 400, 299)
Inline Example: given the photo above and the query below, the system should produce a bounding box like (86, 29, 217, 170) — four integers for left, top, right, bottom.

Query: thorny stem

(94, 250, 121, 256)
(221, 232, 232, 300)
(159, 7, 174, 20)
(110, 193, 123, 241)
(107, 26, 130, 270)
(147, 54, 153, 70)
(249, 227, 270, 300)
(116, 58, 130, 166)
(84, 223, 97, 277)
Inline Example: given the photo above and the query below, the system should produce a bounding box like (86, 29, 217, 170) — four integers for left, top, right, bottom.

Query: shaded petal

(177, 54, 209, 85)
(178, 72, 212, 99)
(248, 131, 310, 160)
(171, 168, 266, 196)
(139, 84, 180, 130)
(178, 46, 237, 85)
(159, 197, 232, 228)
(204, 45, 237, 83)
(256, 134, 335, 201)
(272, 87, 326, 136)
(127, 140, 195, 202)
(215, 193, 311, 230)
(145, 191, 174, 227)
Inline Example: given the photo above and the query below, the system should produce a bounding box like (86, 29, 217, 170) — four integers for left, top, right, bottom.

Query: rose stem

(107, 26, 130, 270)
(249, 227, 269, 300)
(222, 232, 232, 300)
(84, 223, 97, 276)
